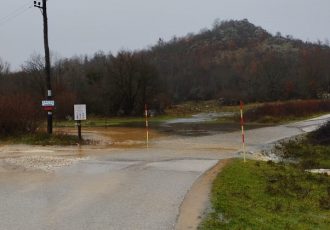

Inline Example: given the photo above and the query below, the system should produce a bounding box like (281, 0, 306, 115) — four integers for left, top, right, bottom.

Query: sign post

(145, 104, 149, 148)
(77, 120, 82, 140)
(74, 104, 87, 140)
(42, 100, 55, 111)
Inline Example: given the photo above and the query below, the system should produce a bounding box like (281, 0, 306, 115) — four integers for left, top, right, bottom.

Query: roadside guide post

(145, 104, 149, 148)
(74, 104, 87, 140)
(240, 101, 246, 163)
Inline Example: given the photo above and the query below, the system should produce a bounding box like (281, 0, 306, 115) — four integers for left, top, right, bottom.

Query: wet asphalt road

(0, 114, 329, 230)
(0, 159, 218, 230)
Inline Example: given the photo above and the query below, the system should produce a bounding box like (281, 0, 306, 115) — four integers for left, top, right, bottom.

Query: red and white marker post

(145, 104, 149, 148)
(240, 101, 246, 163)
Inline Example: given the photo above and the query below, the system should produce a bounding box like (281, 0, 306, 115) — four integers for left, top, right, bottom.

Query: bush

(319, 187, 330, 210)
(245, 100, 330, 122)
(272, 136, 330, 169)
(54, 90, 76, 119)
(308, 121, 330, 145)
(0, 94, 42, 135)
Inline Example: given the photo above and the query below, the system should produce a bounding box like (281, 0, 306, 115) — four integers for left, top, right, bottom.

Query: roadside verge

(175, 159, 231, 230)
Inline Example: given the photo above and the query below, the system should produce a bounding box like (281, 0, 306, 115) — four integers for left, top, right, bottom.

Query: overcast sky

(1, 0, 330, 70)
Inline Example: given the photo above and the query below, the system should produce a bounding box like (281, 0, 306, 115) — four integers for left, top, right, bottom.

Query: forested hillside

(147, 19, 330, 102)
(1, 19, 330, 118)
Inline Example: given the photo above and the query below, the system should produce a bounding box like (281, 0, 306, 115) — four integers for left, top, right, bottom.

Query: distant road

(0, 114, 329, 230)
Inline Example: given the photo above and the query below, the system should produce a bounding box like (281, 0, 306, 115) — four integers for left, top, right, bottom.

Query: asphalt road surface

(0, 114, 329, 230)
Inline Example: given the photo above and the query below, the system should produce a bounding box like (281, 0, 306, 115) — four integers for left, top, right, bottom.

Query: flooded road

(0, 114, 329, 230)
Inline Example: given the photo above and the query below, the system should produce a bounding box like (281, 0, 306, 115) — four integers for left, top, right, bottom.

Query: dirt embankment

(175, 159, 231, 230)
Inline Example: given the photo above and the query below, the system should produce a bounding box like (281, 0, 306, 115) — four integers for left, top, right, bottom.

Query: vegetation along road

(0, 114, 329, 230)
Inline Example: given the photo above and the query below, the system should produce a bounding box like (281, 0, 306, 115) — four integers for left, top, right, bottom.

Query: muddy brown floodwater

(55, 127, 164, 148)
(1, 114, 329, 230)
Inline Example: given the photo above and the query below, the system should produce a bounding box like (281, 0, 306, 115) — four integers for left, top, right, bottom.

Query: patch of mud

(3, 155, 88, 172)
(55, 127, 161, 148)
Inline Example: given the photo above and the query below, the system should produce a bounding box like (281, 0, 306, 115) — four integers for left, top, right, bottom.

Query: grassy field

(273, 121, 330, 169)
(200, 121, 330, 229)
(200, 159, 330, 230)
(273, 139, 330, 169)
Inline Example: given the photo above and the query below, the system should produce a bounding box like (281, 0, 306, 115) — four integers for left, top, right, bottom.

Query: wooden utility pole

(34, 0, 53, 134)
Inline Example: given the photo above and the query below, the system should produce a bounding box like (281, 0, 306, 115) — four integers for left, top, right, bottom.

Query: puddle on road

(165, 112, 234, 124)
(156, 122, 269, 137)
(156, 113, 269, 137)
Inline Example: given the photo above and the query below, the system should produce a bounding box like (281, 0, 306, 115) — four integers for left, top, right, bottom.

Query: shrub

(54, 90, 76, 119)
(0, 94, 42, 135)
(245, 100, 330, 122)
(308, 121, 330, 145)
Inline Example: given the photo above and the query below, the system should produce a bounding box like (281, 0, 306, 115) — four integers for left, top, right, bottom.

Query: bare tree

(108, 51, 159, 115)
(0, 58, 10, 75)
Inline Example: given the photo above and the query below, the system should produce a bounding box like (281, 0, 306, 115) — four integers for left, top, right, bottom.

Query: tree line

(1, 19, 330, 124)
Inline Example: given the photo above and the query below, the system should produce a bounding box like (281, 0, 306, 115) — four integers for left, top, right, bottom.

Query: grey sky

(1, 0, 330, 70)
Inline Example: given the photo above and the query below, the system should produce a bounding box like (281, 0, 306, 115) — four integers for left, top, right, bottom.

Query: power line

(0, 1, 33, 27)
(0, 7, 32, 27)
(0, 1, 31, 21)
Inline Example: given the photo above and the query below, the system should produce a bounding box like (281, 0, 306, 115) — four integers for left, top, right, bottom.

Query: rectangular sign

(42, 100, 55, 107)
(74, 104, 87, 121)
(43, 106, 54, 111)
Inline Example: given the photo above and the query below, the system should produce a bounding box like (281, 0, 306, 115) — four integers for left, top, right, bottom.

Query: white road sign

(74, 104, 87, 121)
(42, 100, 55, 107)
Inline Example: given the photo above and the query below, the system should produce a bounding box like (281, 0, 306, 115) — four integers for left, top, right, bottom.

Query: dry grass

(244, 100, 330, 122)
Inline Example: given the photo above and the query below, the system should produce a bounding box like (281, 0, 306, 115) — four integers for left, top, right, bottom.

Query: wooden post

(34, 0, 53, 134)
(145, 104, 149, 148)
(77, 120, 82, 140)
(42, 0, 53, 134)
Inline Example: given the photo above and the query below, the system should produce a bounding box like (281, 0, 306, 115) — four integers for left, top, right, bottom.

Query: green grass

(1, 132, 90, 146)
(273, 122, 330, 169)
(200, 159, 330, 230)
(273, 139, 330, 169)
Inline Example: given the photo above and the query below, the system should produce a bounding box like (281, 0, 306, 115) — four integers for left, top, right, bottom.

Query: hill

(145, 19, 330, 103)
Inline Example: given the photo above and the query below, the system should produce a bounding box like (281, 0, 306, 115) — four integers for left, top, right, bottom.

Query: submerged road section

(0, 114, 329, 230)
